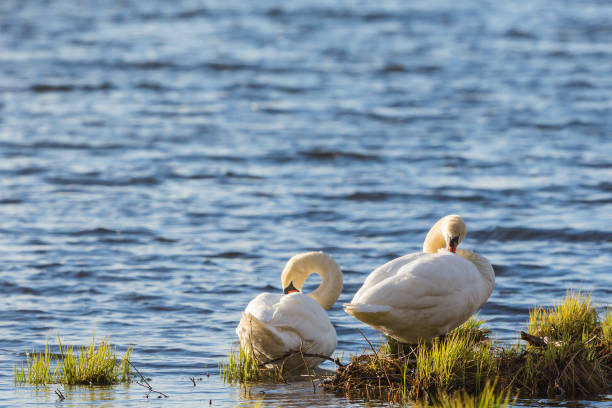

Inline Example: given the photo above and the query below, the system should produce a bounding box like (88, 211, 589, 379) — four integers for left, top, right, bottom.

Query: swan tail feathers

(343, 302, 392, 315)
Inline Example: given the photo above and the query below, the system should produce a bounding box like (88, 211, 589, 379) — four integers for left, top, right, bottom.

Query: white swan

(343, 215, 494, 344)
(236, 251, 343, 369)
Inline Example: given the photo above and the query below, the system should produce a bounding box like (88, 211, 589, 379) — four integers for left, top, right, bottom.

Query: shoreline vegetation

(14, 336, 132, 386)
(222, 291, 611, 407)
(12, 292, 611, 406)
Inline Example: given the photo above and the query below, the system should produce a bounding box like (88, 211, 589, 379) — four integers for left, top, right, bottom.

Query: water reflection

(14, 384, 128, 407)
(235, 381, 376, 408)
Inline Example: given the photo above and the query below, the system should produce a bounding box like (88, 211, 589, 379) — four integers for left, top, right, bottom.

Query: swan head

(423, 214, 466, 253)
(280, 251, 343, 310)
(441, 215, 466, 253)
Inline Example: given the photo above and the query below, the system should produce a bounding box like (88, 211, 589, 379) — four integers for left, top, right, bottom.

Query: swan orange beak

(448, 236, 459, 253)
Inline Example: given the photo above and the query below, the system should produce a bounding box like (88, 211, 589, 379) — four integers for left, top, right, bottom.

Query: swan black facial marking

(283, 281, 299, 294)
(449, 235, 460, 252)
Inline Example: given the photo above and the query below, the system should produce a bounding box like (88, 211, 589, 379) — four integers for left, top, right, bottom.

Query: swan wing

(269, 293, 337, 354)
(344, 253, 489, 342)
(353, 253, 483, 310)
(351, 252, 425, 303)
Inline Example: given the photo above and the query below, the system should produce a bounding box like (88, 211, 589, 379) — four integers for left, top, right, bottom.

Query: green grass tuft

(602, 307, 612, 346)
(511, 290, 610, 397)
(219, 343, 284, 384)
(528, 290, 598, 343)
(323, 318, 497, 404)
(413, 325, 496, 398)
(416, 380, 516, 408)
(14, 342, 57, 386)
(380, 317, 489, 358)
(14, 335, 132, 386)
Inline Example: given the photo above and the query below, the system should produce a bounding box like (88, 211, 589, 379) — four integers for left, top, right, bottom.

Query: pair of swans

(236, 215, 495, 369)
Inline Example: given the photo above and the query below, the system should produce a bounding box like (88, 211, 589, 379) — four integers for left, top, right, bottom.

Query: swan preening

(236, 251, 342, 369)
(236, 215, 493, 368)
(344, 215, 495, 344)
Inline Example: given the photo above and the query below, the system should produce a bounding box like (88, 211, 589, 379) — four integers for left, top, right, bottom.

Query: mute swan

(343, 215, 494, 344)
(236, 251, 343, 369)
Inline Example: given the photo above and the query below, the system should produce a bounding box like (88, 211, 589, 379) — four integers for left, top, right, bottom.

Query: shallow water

(1, 0, 611, 406)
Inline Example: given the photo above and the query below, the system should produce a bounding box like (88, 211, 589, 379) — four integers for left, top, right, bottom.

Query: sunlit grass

(323, 291, 612, 403)
(14, 335, 132, 386)
(413, 325, 496, 398)
(416, 380, 516, 408)
(324, 318, 496, 404)
(381, 316, 495, 399)
(57, 336, 132, 385)
(510, 290, 609, 397)
(380, 317, 489, 357)
(379, 334, 399, 356)
(602, 307, 612, 346)
(219, 343, 284, 384)
(14, 342, 56, 386)
(451, 316, 490, 341)
(528, 290, 598, 343)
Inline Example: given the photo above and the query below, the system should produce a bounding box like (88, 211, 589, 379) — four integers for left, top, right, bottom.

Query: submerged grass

(322, 291, 612, 405)
(220, 343, 284, 384)
(14, 335, 132, 386)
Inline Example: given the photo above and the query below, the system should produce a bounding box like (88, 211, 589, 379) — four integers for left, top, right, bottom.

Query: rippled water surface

(1, 0, 611, 406)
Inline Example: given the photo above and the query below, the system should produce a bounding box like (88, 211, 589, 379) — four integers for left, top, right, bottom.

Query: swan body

(236, 251, 342, 369)
(344, 215, 494, 344)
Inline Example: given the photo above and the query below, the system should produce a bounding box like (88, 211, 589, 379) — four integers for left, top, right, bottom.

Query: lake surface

(1, 0, 611, 406)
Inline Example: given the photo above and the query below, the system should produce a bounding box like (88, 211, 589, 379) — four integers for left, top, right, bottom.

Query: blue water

(1, 0, 611, 406)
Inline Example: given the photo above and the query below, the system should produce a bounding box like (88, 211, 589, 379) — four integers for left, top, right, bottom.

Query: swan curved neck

(281, 252, 343, 310)
(422, 217, 447, 253)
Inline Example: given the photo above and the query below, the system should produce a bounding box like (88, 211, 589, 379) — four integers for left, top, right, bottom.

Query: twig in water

(55, 388, 65, 401)
(128, 360, 168, 398)
(259, 350, 344, 368)
(356, 328, 392, 389)
(357, 328, 379, 359)
(190, 377, 196, 386)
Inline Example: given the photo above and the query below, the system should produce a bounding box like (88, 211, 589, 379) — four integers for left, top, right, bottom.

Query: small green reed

(416, 379, 516, 408)
(14, 342, 56, 386)
(14, 335, 132, 386)
(219, 343, 284, 384)
(601, 307, 611, 346)
(413, 324, 496, 398)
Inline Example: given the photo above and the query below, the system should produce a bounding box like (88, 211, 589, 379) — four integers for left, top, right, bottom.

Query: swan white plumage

(236, 251, 343, 369)
(343, 215, 494, 344)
